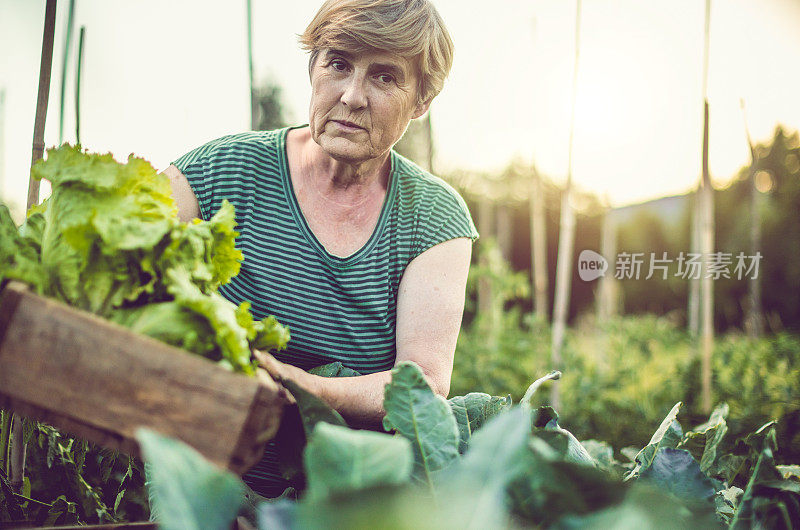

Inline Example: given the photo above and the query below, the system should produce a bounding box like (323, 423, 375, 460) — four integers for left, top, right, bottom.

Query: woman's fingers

(256, 367, 296, 405)
(253, 349, 283, 380)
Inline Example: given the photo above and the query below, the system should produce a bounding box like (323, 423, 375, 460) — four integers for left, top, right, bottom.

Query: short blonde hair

(299, 0, 454, 104)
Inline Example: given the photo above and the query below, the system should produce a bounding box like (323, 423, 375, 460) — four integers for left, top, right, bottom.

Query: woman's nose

(340, 74, 368, 110)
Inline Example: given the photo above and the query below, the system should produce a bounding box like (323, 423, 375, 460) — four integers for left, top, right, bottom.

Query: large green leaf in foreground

(448, 392, 512, 454)
(436, 407, 533, 529)
(639, 448, 716, 510)
(137, 428, 244, 530)
(304, 422, 413, 501)
(382, 362, 460, 487)
(625, 402, 683, 480)
(678, 403, 730, 479)
(531, 406, 597, 467)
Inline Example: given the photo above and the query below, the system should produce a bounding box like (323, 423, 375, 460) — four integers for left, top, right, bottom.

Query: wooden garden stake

(699, 0, 715, 414)
(27, 0, 57, 210)
(530, 165, 548, 321)
(740, 99, 764, 338)
(14, 0, 57, 493)
(551, 0, 582, 410)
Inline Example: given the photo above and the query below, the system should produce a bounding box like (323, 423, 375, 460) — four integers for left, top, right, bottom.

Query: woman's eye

(330, 59, 348, 71)
(376, 74, 395, 84)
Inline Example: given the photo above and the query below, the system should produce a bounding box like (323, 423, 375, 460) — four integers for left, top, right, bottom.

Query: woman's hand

(253, 349, 318, 398)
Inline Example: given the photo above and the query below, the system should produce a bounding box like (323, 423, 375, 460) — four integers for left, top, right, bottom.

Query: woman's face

(308, 48, 430, 164)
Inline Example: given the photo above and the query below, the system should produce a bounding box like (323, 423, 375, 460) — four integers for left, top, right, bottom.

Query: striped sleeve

(171, 132, 266, 221)
(171, 136, 230, 221)
(413, 176, 479, 259)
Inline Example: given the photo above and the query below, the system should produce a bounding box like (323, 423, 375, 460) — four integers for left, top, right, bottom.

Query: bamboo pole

(58, 0, 76, 144)
(496, 204, 513, 263)
(688, 188, 700, 336)
(75, 26, 85, 144)
(551, 0, 583, 410)
(528, 18, 548, 322)
(477, 197, 497, 343)
(247, 0, 257, 129)
(699, 0, 715, 414)
(530, 165, 548, 321)
(740, 99, 764, 338)
(597, 204, 617, 323)
(15, 0, 58, 493)
(27, 0, 58, 210)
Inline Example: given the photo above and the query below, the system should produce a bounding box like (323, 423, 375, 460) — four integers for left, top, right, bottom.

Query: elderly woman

(165, 0, 476, 496)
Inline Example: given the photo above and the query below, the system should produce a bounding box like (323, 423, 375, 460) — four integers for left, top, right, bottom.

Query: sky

(2, 0, 800, 218)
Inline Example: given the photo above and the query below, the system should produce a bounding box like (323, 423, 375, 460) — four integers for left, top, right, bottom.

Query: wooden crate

(0, 281, 283, 474)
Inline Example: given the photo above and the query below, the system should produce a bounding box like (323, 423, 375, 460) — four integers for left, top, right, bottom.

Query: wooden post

(247, 0, 257, 130)
(699, 0, 714, 414)
(700, 101, 715, 414)
(15, 0, 58, 493)
(688, 188, 700, 336)
(477, 196, 496, 342)
(597, 205, 618, 323)
(551, 0, 583, 410)
(27, 0, 57, 210)
(496, 203, 513, 263)
(530, 165, 548, 321)
(740, 99, 764, 338)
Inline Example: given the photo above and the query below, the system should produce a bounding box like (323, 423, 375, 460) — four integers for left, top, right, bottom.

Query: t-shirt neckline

(278, 125, 399, 269)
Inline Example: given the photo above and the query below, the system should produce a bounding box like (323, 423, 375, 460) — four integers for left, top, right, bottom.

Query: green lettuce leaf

(6, 145, 289, 373)
(164, 267, 255, 373)
(0, 205, 44, 291)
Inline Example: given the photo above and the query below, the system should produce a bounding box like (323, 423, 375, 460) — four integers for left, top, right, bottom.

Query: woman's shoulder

(391, 151, 469, 210)
(389, 151, 479, 252)
(184, 129, 286, 162)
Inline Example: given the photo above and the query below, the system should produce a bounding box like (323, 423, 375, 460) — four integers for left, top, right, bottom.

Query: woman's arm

(257, 237, 472, 427)
(162, 164, 201, 222)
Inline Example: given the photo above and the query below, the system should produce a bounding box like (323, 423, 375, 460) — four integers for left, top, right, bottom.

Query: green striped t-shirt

(172, 125, 478, 495)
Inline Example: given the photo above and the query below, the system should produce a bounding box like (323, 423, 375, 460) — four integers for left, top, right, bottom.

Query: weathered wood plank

(0, 282, 283, 474)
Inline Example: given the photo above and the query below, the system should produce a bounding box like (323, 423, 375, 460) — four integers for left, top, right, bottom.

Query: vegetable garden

(0, 148, 798, 528)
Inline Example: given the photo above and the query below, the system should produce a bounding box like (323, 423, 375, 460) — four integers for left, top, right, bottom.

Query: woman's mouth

(331, 120, 365, 133)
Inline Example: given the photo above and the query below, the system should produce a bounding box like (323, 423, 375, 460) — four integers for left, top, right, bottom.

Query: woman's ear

(412, 98, 433, 120)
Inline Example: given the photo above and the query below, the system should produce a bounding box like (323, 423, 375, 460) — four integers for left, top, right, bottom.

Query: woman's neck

(294, 128, 391, 206)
